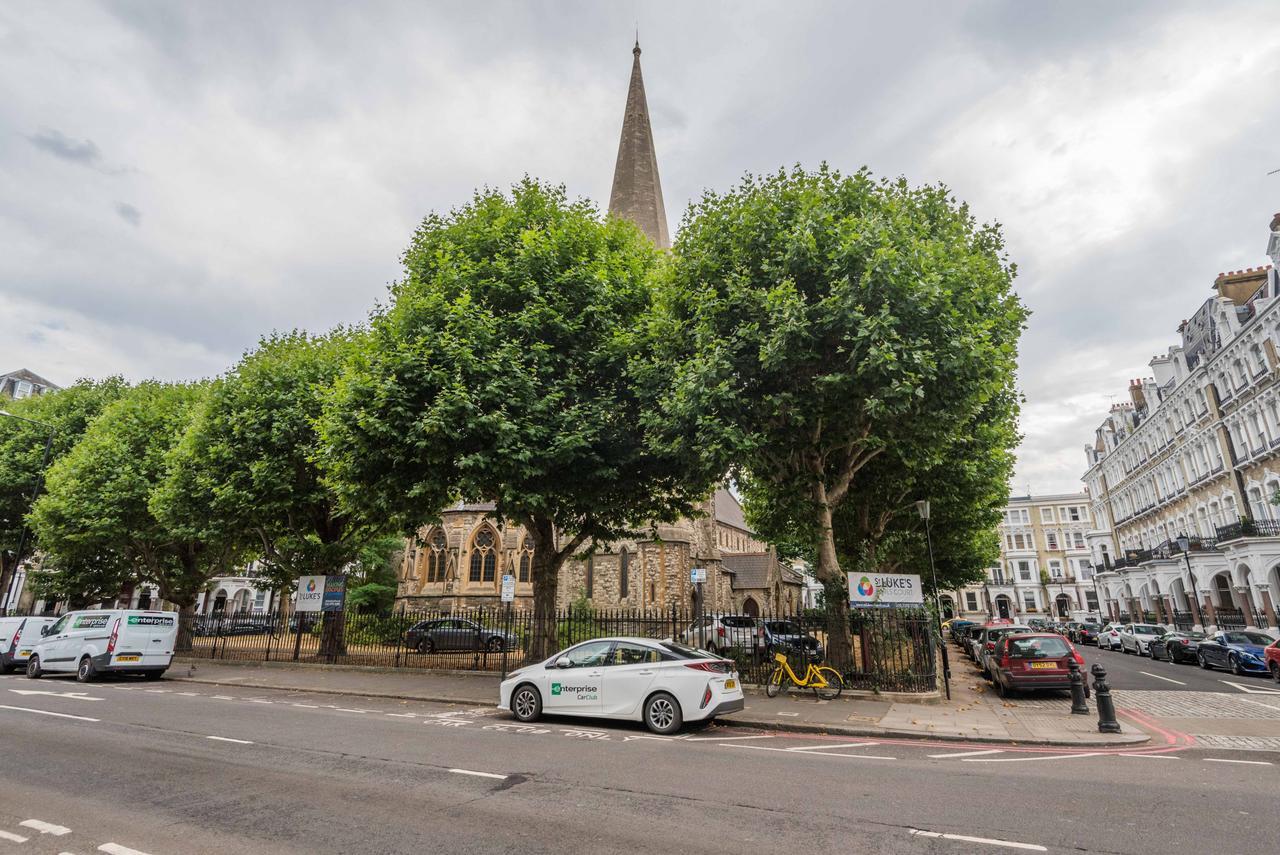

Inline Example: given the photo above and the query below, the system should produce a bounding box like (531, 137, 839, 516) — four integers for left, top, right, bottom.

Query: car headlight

(1240, 652, 1261, 663)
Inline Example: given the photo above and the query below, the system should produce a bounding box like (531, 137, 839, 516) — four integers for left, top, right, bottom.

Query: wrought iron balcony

(1215, 519, 1280, 541)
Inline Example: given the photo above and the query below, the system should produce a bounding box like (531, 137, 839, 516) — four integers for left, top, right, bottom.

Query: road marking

(211, 695, 236, 700)
(1204, 758, 1272, 766)
(100, 844, 155, 855)
(333, 708, 368, 714)
(909, 829, 1046, 851)
(928, 749, 1004, 759)
(775, 712, 800, 717)
(963, 752, 1102, 763)
(448, 768, 508, 780)
(176, 692, 199, 696)
(206, 735, 254, 745)
(684, 734, 774, 742)
(20, 819, 71, 835)
(143, 689, 170, 694)
(0, 830, 30, 843)
(0, 704, 100, 722)
(788, 741, 880, 752)
(1220, 680, 1280, 695)
(386, 713, 417, 718)
(9, 689, 101, 701)
(248, 699, 273, 704)
(727, 744, 897, 761)
(1138, 671, 1186, 686)
(291, 703, 319, 709)
(1119, 753, 1180, 760)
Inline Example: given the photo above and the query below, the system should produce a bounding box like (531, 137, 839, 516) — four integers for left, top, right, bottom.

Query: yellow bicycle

(765, 651, 843, 700)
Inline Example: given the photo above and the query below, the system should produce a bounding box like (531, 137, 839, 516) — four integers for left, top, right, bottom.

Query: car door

(544, 640, 611, 716)
(434, 619, 462, 651)
(1204, 633, 1227, 666)
(601, 642, 661, 716)
(36, 613, 76, 671)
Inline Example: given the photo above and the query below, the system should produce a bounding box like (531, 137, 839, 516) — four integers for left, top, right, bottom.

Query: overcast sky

(2, 1, 1278, 495)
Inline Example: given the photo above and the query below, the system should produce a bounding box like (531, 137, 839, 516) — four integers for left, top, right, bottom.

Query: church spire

(608, 39, 670, 249)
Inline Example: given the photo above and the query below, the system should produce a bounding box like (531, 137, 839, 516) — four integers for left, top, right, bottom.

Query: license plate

(1028, 661, 1057, 670)
(725, 679, 736, 690)
(18, 649, 31, 656)
(114, 655, 140, 662)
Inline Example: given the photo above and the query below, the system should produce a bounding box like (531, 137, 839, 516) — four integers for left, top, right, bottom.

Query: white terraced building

(1081, 213, 1280, 636)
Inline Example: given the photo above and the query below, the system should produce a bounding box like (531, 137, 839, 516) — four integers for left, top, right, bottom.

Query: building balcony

(1215, 519, 1280, 541)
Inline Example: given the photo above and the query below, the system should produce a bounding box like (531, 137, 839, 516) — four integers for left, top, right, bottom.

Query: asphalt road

(1077, 639, 1280, 692)
(0, 672, 1276, 855)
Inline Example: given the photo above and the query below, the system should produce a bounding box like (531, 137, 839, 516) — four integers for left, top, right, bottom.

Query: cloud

(114, 202, 141, 227)
(26, 127, 102, 166)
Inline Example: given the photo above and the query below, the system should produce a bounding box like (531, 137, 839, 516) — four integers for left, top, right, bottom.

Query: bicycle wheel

(765, 667, 788, 698)
(813, 666, 843, 700)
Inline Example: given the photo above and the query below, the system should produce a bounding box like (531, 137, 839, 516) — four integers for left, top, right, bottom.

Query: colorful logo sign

(857, 576, 875, 597)
(306, 579, 317, 593)
(551, 682, 562, 696)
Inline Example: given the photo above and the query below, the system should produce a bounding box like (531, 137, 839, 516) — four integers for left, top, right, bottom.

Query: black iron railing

(1215, 519, 1280, 541)
(1214, 607, 1246, 630)
(1171, 611, 1195, 631)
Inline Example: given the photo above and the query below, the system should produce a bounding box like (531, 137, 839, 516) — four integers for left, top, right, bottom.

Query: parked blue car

(1196, 630, 1276, 676)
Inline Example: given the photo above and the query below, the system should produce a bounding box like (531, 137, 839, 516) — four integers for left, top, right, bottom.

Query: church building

(394, 43, 803, 615)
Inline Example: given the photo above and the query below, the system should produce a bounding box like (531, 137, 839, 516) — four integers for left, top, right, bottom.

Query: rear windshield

(1007, 637, 1071, 658)
(766, 622, 802, 634)
(721, 617, 758, 628)
(659, 641, 709, 659)
(1082, 624, 1099, 630)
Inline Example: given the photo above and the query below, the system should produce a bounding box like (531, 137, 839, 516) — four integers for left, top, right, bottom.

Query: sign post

(501, 575, 515, 678)
(690, 567, 707, 650)
(294, 575, 325, 662)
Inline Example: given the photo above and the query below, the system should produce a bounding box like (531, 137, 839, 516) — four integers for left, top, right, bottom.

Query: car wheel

(1198, 653, 1212, 670)
(511, 684, 541, 722)
(25, 655, 42, 679)
(996, 679, 1016, 699)
(76, 656, 96, 683)
(144, 670, 165, 681)
(1230, 656, 1245, 677)
(486, 637, 503, 653)
(1271, 662, 1280, 684)
(644, 692, 683, 735)
(417, 638, 435, 655)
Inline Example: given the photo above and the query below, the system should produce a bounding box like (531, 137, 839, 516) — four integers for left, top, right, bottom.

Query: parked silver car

(1118, 623, 1166, 656)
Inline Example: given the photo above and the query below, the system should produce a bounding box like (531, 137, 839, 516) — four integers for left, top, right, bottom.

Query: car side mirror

(40, 626, 50, 636)
(555, 657, 571, 669)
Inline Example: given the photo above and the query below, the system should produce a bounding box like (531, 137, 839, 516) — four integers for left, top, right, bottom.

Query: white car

(1097, 623, 1124, 651)
(26, 609, 178, 681)
(499, 636, 745, 734)
(0, 616, 58, 674)
(1118, 623, 1166, 656)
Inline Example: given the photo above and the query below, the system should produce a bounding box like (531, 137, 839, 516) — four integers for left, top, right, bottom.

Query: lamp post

(1175, 534, 1202, 629)
(0, 409, 55, 614)
(916, 500, 950, 700)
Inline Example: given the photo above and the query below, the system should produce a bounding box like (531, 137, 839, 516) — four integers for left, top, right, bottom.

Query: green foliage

(163, 330, 384, 594)
(658, 165, 1027, 597)
(30, 382, 243, 610)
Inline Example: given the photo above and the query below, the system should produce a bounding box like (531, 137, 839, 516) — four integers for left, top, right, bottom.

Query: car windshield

(722, 617, 758, 628)
(1224, 632, 1273, 646)
(1082, 624, 1099, 630)
(1007, 636, 1071, 658)
(1133, 625, 1163, 635)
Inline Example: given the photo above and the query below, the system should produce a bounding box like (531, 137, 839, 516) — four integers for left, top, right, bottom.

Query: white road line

(0, 704, 100, 722)
(291, 703, 319, 709)
(928, 748, 1005, 759)
(909, 829, 1046, 852)
(684, 734, 775, 742)
(775, 712, 800, 717)
(1205, 758, 1273, 766)
(963, 752, 1103, 763)
(211, 695, 236, 700)
(142, 689, 170, 694)
(1138, 670, 1187, 686)
(1120, 753, 1181, 760)
(386, 713, 417, 718)
(176, 692, 199, 696)
(248, 699, 273, 704)
(20, 819, 71, 835)
(333, 708, 368, 714)
(448, 768, 508, 780)
(205, 735, 254, 745)
(788, 741, 880, 752)
(0, 829, 30, 843)
(727, 744, 897, 761)
(100, 843, 155, 855)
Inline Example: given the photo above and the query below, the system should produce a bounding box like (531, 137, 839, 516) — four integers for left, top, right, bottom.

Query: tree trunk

(528, 517, 563, 663)
(175, 600, 196, 652)
(812, 483, 852, 674)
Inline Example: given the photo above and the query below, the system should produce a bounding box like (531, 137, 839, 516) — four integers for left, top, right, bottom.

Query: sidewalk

(170, 657, 1150, 747)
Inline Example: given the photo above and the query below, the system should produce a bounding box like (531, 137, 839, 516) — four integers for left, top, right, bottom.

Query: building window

(965, 592, 979, 611)
(468, 526, 497, 583)
(1045, 531, 1059, 551)
(1068, 506, 1081, 521)
(1018, 561, 1032, 582)
(516, 537, 532, 583)
(1040, 507, 1054, 523)
(1085, 591, 1100, 611)
(619, 549, 629, 599)
(1023, 591, 1037, 612)
(1071, 531, 1086, 550)
(427, 529, 448, 582)
(1049, 560, 1063, 579)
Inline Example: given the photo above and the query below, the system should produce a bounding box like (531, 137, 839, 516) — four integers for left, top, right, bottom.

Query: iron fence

(1214, 607, 1246, 630)
(177, 604, 939, 694)
(1171, 611, 1195, 631)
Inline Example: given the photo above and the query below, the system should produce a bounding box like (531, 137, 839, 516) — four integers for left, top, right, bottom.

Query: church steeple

(608, 39, 670, 249)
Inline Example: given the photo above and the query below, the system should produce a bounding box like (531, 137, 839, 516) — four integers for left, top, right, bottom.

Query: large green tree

(320, 179, 718, 658)
(0, 376, 130, 610)
(30, 382, 244, 641)
(658, 165, 1026, 667)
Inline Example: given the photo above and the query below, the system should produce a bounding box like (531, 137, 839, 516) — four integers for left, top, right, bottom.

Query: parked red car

(1265, 637, 1280, 683)
(991, 633, 1086, 698)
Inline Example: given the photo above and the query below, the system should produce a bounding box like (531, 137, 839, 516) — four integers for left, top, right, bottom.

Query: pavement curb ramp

(166, 670, 1150, 749)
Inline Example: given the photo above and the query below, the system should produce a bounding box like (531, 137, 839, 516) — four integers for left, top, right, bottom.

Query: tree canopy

(320, 179, 719, 657)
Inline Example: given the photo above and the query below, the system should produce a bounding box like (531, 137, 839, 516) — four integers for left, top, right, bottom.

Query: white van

(26, 610, 178, 682)
(0, 616, 59, 674)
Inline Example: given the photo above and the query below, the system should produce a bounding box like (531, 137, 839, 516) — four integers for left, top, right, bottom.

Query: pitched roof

(607, 41, 670, 249)
(722, 552, 773, 589)
(1, 368, 59, 389)
(713, 487, 752, 533)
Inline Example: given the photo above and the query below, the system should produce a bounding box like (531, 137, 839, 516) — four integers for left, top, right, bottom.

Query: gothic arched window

(517, 538, 533, 583)
(469, 526, 497, 583)
(619, 549, 629, 599)
(426, 529, 447, 583)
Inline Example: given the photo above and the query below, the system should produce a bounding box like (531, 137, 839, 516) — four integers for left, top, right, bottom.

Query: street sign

(321, 576, 347, 612)
(295, 575, 325, 612)
(501, 574, 516, 602)
(847, 572, 924, 607)
(690, 567, 707, 584)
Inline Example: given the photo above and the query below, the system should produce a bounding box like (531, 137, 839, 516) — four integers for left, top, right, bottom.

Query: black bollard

(1068, 659, 1089, 715)
(1090, 663, 1121, 733)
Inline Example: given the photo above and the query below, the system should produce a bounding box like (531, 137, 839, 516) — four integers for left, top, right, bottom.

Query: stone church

(395, 43, 804, 616)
